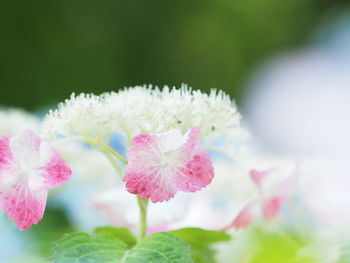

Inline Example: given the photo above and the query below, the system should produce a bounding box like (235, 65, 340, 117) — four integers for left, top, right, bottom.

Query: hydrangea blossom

(0, 130, 71, 230)
(41, 85, 242, 146)
(123, 127, 214, 202)
(226, 168, 295, 230)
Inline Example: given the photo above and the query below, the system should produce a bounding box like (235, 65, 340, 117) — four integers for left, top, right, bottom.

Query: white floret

(41, 84, 242, 147)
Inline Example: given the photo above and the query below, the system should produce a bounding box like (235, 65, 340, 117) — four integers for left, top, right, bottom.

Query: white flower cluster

(41, 84, 242, 145)
(41, 93, 111, 141)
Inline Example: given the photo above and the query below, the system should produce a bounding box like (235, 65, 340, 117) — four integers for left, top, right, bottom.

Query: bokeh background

(0, 0, 348, 111)
(2, 1, 350, 263)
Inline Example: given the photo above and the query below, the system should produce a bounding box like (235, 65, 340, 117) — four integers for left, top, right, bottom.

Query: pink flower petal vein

(124, 127, 214, 203)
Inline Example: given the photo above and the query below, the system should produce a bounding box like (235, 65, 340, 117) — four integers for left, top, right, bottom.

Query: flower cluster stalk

(96, 140, 149, 242)
(137, 196, 149, 242)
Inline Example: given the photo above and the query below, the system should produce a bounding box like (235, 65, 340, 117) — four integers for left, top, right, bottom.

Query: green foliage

(51, 232, 128, 263)
(94, 227, 137, 248)
(338, 238, 350, 263)
(170, 227, 231, 263)
(52, 231, 194, 263)
(1, 0, 346, 110)
(27, 207, 74, 258)
(230, 225, 317, 263)
(127, 232, 194, 263)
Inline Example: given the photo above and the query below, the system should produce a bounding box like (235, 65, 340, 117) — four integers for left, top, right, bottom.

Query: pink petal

(249, 169, 271, 189)
(0, 130, 71, 230)
(156, 130, 187, 152)
(0, 136, 17, 185)
(0, 179, 47, 230)
(124, 169, 177, 202)
(124, 127, 214, 202)
(183, 126, 200, 158)
(126, 134, 159, 164)
(174, 127, 214, 192)
(9, 130, 41, 165)
(37, 142, 72, 190)
(262, 195, 285, 221)
(124, 134, 177, 202)
(174, 148, 214, 192)
(226, 202, 256, 230)
(0, 136, 13, 167)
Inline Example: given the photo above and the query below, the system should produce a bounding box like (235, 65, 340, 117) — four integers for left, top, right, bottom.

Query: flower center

(19, 164, 33, 177)
(159, 155, 173, 167)
(157, 149, 182, 172)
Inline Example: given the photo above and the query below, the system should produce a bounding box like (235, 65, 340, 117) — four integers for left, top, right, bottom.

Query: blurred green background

(1, 0, 349, 111)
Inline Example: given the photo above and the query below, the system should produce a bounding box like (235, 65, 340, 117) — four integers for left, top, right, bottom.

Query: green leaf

(127, 232, 194, 263)
(170, 228, 231, 248)
(170, 228, 231, 263)
(51, 232, 128, 263)
(52, 231, 194, 263)
(94, 227, 137, 248)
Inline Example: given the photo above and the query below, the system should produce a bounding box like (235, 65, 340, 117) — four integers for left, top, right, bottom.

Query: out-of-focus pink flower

(226, 202, 256, 230)
(249, 169, 271, 190)
(0, 130, 71, 230)
(147, 225, 171, 235)
(262, 196, 286, 221)
(124, 127, 214, 203)
(226, 168, 293, 230)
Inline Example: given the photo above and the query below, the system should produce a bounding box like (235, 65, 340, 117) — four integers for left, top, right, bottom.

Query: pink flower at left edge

(0, 130, 71, 230)
(124, 127, 215, 203)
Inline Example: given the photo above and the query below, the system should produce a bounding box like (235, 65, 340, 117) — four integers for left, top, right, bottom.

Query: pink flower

(226, 168, 295, 230)
(0, 130, 71, 230)
(262, 195, 286, 221)
(227, 202, 256, 230)
(249, 169, 271, 190)
(124, 127, 214, 203)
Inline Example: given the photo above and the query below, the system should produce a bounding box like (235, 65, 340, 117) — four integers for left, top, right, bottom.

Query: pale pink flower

(262, 195, 286, 221)
(226, 168, 295, 230)
(226, 202, 256, 230)
(124, 127, 214, 203)
(249, 169, 271, 190)
(0, 130, 71, 230)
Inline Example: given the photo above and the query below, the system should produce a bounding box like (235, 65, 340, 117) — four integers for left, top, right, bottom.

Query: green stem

(137, 196, 148, 242)
(67, 134, 149, 242)
(99, 142, 127, 165)
(69, 134, 128, 165)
